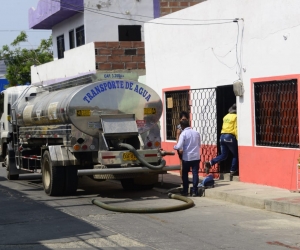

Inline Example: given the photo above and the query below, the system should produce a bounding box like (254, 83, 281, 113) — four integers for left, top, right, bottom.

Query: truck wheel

(5, 152, 19, 180)
(65, 166, 78, 195)
(42, 151, 65, 196)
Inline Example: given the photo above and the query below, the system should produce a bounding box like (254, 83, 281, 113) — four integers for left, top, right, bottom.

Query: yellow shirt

(221, 113, 238, 140)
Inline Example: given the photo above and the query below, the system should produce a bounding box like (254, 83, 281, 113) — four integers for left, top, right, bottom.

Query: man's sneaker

(205, 161, 211, 174)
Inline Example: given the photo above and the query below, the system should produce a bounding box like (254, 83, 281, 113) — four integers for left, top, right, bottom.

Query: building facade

(29, 0, 204, 85)
(144, 0, 300, 191)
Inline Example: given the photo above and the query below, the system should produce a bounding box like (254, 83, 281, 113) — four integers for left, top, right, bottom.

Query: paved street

(0, 167, 300, 250)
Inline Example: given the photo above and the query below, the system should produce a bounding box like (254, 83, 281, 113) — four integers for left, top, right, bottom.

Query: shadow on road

(0, 175, 114, 249)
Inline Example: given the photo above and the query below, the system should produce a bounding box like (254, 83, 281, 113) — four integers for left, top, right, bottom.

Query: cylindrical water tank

(14, 80, 162, 137)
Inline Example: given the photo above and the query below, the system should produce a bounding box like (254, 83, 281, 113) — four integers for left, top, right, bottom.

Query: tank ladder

(10, 108, 40, 172)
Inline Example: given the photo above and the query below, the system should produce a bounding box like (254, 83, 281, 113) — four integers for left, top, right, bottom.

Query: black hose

(91, 193, 194, 213)
(118, 143, 166, 170)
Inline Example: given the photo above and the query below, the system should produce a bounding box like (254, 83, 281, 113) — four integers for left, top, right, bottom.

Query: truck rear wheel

(42, 151, 65, 196)
(65, 166, 78, 195)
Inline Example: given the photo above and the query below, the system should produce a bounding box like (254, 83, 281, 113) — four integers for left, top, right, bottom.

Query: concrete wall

(31, 42, 96, 86)
(84, 0, 155, 43)
(52, 13, 84, 59)
(51, 0, 155, 59)
(144, 0, 300, 190)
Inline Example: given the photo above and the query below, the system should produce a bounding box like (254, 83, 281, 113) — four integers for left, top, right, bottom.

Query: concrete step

(218, 173, 240, 182)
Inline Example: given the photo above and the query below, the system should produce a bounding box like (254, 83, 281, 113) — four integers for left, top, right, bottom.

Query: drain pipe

(118, 143, 166, 170)
(92, 193, 194, 213)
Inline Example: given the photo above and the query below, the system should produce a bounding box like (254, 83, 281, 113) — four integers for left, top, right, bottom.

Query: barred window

(76, 25, 85, 47)
(69, 29, 75, 49)
(254, 79, 299, 148)
(57, 34, 65, 59)
(165, 90, 189, 140)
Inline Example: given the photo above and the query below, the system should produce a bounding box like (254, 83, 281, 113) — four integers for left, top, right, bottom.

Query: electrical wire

(235, 21, 241, 78)
(46, 0, 237, 26)
(239, 20, 245, 81)
(0, 30, 50, 32)
(94, 0, 234, 22)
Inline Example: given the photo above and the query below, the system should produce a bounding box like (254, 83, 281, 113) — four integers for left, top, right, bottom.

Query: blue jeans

(182, 159, 200, 194)
(211, 134, 238, 172)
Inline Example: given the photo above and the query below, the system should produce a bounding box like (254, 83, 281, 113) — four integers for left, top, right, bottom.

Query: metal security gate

(165, 90, 190, 140)
(190, 88, 218, 173)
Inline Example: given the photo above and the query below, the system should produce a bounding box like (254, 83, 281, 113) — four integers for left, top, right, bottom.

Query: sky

(0, 0, 52, 49)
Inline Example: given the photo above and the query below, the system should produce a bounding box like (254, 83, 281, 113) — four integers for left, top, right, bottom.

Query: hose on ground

(92, 193, 194, 213)
(118, 143, 166, 170)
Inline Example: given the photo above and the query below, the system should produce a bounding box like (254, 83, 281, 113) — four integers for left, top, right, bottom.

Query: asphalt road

(0, 166, 299, 250)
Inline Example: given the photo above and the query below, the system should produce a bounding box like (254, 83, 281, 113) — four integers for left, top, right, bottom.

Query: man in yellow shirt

(205, 104, 238, 176)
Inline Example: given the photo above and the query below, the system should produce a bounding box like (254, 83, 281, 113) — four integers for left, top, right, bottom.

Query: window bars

(254, 79, 299, 148)
(165, 88, 218, 173)
(165, 90, 190, 141)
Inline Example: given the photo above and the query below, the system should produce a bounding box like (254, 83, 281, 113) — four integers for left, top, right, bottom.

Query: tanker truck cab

(0, 86, 29, 162)
(2, 79, 177, 196)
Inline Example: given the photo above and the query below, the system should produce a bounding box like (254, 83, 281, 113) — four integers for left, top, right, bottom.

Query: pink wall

(242, 74, 300, 190)
(239, 146, 299, 190)
(161, 75, 300, 190)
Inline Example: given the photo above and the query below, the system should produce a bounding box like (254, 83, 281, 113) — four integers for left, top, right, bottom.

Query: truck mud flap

(48, 146, 79, 166)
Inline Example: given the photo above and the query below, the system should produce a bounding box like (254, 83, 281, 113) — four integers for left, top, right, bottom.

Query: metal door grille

(254, 79, 299, 148)
(190, 88, 218, 173)
(165, 90, 189, 140)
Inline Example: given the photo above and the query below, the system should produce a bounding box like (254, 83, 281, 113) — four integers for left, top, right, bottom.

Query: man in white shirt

(174, 120, 201, 196)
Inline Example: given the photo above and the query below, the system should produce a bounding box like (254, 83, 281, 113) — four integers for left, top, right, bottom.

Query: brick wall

(94, 42, 145, 70)
(160, 0, 206, 16)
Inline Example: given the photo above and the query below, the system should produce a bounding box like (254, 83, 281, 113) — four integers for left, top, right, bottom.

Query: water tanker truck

(0, 77, 177, 196)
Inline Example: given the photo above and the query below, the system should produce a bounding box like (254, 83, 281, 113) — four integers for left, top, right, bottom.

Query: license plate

(123, 152, 137, 161)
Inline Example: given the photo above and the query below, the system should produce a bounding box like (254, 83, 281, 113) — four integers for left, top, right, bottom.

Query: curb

(205, 188, 300, 217)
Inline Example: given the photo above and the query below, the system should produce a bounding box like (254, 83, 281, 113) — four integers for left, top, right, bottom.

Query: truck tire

(6, 151, 19, 180)
(42, 151, 65, 196)
(65, 166, 78, 195)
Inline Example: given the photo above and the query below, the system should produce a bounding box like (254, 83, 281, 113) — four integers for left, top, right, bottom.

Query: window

(118, 25, 142, 41)
(165, 90, 190, 140)
(57, 34, 65, 59)
(254, 79, 299, 148)
(69, 29, 75, 49)
(76, 25, 85, 47)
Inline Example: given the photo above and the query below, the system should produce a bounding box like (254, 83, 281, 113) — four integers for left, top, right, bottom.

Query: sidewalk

(155, 172, 300, 218)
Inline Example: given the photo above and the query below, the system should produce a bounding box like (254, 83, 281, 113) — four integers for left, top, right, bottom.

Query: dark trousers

(182, 159, 200, 194)
(211, 134, 238, 172)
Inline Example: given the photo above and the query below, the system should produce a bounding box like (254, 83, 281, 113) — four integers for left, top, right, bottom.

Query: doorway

(216, 85, 237, 173)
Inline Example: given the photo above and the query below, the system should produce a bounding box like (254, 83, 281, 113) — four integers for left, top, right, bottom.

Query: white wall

(84, 0, 155, 43)
(51, 0, 155, 59)
(144, 0, 300, 146)
(31, 42, 96, 85)
(52, 13, 84, 59)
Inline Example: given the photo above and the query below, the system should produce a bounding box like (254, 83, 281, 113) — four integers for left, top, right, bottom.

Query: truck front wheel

(6, 150, 19, 180)
(42, 151, 65, 196)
